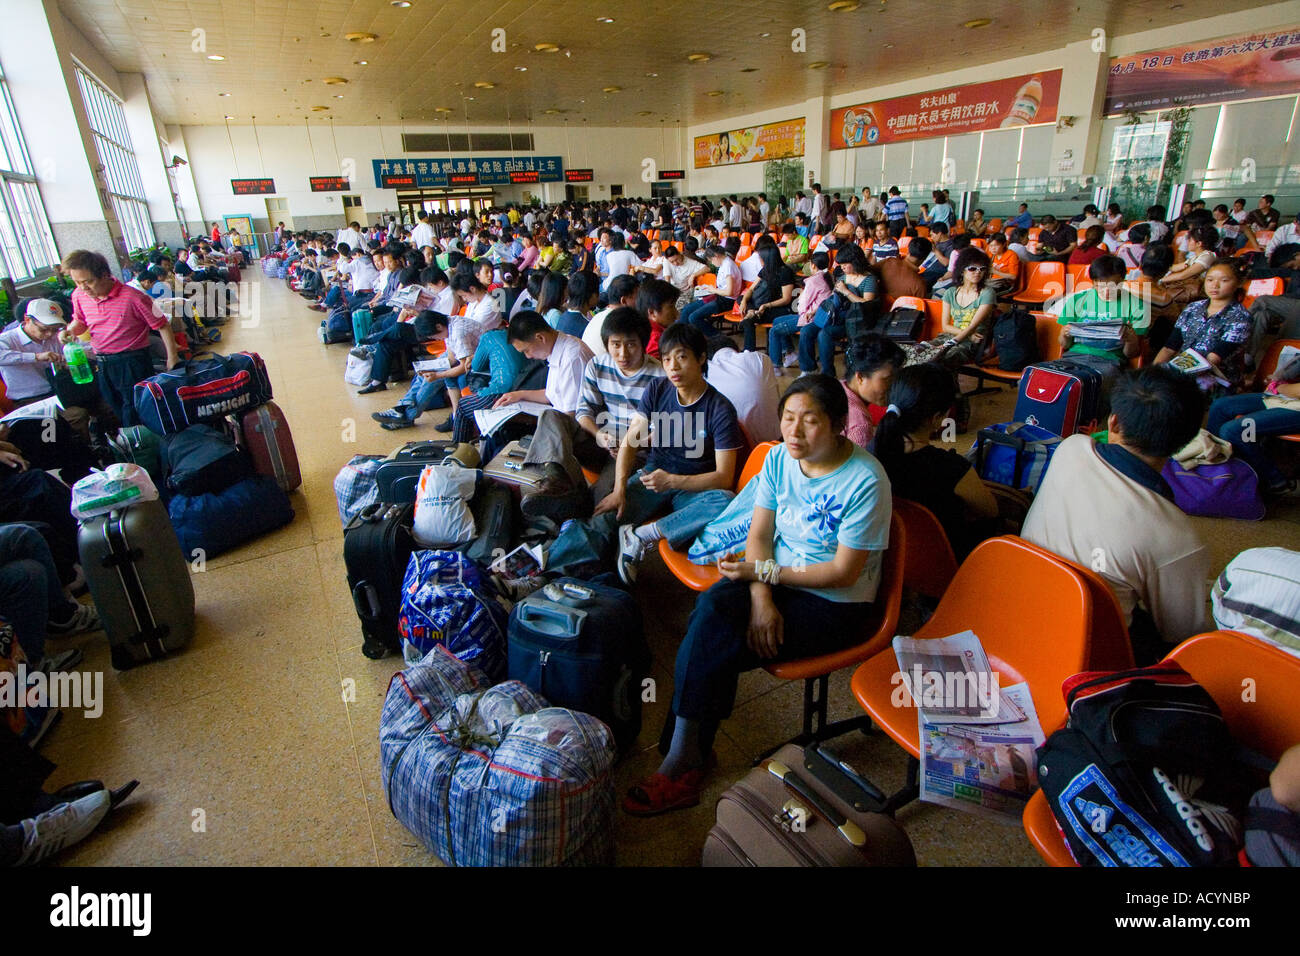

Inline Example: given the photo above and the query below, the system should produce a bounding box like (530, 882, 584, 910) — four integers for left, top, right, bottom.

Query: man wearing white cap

(0, 298, 68, 406)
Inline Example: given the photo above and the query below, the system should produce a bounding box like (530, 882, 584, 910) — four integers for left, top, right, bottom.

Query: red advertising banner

(830, 70, 1062, 150)
(1104, 26, 1300, 113)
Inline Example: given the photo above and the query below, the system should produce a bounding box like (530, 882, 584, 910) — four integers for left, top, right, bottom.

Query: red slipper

(622, 769, 704, 817)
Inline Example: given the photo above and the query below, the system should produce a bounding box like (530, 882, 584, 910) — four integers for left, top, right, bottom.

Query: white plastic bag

(71, 463, 159, 520)
(345, 346, 374, 386)
(412, 464, 478, 548)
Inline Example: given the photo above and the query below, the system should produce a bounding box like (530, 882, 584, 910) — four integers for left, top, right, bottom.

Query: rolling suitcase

(1013, 359, 1103, 437)
(351, 308, 374, 344)
(78, 498, 196, 670)
(343, 501, 417, 658)
(239, 402, 301, 492)
(375, 440, 479, 504)
(484, 440, 547, 495)
(702, 743, 917, 867)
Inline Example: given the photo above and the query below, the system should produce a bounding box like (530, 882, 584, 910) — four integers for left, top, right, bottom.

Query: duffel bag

(966, 421, 1061, 494)
(161, 424, 252, 496)
(1162, 458, 1266, 521)
(380, 645, 616, 866)
(397, 550, 509, 680)
(134, 351, 273, 435)
(167, 475, 294, 558)
(334, 454, 383, 527)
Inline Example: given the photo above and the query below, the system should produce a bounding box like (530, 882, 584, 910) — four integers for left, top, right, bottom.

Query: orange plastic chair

(850, 536, 1092, 812)
(915, 226, 931, 238)
(970, 237, 988, 252)
(761, 513, 906, 753)
(1255, 338, 1300, 443)
(898, 236, 911, 255)
(1023, 630, 1300, 866)
(1027, 227, 1042, 242)
(892, 499, 957, 601)
(694, 272, 716, 289)
(1065, 264, 1090, 290)
(1242, 276, 1283, 309)
(921, 298, 945, 339)
(1012, 261, 1066, 306)
(658, 441, 779, 592)
(986, 218, 1003, 236)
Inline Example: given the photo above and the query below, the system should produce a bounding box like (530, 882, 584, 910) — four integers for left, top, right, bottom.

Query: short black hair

(1109, 366, 1204, 459)
(907, 236, 933, 259)
(507, 310, 552, 343)
(1088, 255, 1126, 282)
(779, 373, 850, 432)
(607, 273, 638, 304)
(566, 270, 597, 309)
(1269, 242, 1300, 268)
(657, 321, 708, 372)
(412, 310, 450, 339)
(601, 306, 651, 348)
(845, 333, 905, 381)
(636, 278, 678, 316)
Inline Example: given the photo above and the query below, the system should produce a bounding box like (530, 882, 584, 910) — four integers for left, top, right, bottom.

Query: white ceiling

(58, 0, 1271, 127)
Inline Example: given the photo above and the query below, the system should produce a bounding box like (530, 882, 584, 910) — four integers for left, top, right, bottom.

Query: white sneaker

(15, 790, 111, 865)
(782, 351, 799, 368)
(617, 524, 650, 586)
(47, 603, 100, 637)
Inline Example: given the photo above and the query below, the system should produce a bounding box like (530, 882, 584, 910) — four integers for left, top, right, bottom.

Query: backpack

(1036, 662, 1259, 867)
(882, 307, 924, 343)
(993, 307, 1039, 372)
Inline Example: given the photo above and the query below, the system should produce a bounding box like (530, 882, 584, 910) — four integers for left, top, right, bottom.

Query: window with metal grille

(0, 60, 59, 280)
(75, 63, 156, 253)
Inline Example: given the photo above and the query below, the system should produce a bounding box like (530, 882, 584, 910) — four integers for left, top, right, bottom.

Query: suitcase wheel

(361, 636, 390, 660)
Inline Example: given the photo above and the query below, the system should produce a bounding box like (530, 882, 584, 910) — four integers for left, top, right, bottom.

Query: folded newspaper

(892, 630, 1044, 822)
(0, 395, 63, 425)
(412, 356, 452, 373)
(472, 400, 551, 437)
(1065, 320, 1125, 341)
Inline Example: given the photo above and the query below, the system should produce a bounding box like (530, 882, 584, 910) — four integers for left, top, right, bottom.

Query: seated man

(878, 236, 932, 299)
(637, 278, 681, 359)
(598, 322, 744, 585)
(366, 311, 457, 430)
(1050, 255, 1148, 385)
(1021, 366, 1210, 663)
(704, 337, 779, 444)
(355, 268, 453, 393)
(623, 374, 891, 815)
(496, 310, 593, 417)
(582, 275, 639, 357)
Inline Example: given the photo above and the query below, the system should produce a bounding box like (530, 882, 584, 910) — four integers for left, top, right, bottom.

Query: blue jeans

(395, 376, 450, 420)
(767, 313, 802, 366)
(799, 311, 845, 376)
(0, 525, 71, 665)
(680, 297, 733, 335)
(322, 284, 342, 308)
(621, 470, 733, 549)
(1208, 393, 1300, 489)
(742, 307, 791, 352)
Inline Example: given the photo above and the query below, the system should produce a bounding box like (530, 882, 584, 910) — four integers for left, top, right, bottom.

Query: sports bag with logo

(397, 550, 509, 681)
(134, 352, 273, 435)
(1036, 662, 1257, 867)
(966, 421, 1061, 493)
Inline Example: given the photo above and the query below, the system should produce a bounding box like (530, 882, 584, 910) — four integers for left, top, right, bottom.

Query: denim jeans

(798, 313, 845, 376)
(0, 524, 71, 665)
(620, 470, 733, 549)
(680, 297, 733, 335)
(365, 321, 417, 383)
(767, 313, 802, 366)
(742, 307, 792, 353)
(395, 376, 449, 420)
(1208, 393, 1300, 489)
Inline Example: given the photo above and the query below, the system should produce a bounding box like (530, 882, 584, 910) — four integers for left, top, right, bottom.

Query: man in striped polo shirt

(885, 186, 911, 238)
(59, 249, 180, 428)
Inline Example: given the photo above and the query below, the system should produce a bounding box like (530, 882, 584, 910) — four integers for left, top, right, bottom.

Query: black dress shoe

(357, 383, 388, 395)
(433, 418, 454, 433)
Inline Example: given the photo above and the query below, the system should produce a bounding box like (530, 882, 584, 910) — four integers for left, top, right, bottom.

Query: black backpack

(1036, 662, 1260, 867)
(993, 307, 1039, 372)
(161, 424, 253, 497)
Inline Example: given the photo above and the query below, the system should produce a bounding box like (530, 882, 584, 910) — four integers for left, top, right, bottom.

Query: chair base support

(880, 755, 920, 817)
(752, 673, 874, 765)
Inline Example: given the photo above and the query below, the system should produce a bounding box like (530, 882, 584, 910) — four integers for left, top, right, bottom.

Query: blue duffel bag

(965, 421, 1062, 493)
(397, 550, 508, 682)
(134, 351, 273, 436)
(167, 475, 294, 559)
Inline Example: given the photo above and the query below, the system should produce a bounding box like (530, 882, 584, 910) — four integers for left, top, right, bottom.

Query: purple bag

(1161, 458, 1265, 521)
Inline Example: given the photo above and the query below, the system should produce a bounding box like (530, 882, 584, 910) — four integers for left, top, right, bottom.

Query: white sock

(634, 522, 663, 544)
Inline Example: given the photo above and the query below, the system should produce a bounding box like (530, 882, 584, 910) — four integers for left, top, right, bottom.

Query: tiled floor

(41, 269, 1300, 866)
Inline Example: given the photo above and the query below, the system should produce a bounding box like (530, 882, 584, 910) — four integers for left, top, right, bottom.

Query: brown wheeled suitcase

(702, 743, 917, 867)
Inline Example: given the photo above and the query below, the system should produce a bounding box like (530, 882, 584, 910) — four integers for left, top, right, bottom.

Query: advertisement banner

(371, 156, 563, 188)
(693, 118, 805, 168)
(1104, 26, 1300, 113)
(829, 71, 1062, 150)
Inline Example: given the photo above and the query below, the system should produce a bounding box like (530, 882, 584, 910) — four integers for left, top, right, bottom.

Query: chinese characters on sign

(309, 176, 350, 192)
(231, 178, 275, 195)
(371, 156, 564, 188)
(564, 168, 594, 182)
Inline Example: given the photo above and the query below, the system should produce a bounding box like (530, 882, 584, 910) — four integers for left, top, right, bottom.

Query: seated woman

(915, 203, 933, 228)
(1068, 225, 1108, 268)
(553, 270, 597, 339)
(842, 333, 905, 449)
(1154, 257, 1254, 395)
(1208, 349, 1300, 499)
(623, 374, 892, 816)
(798, 244, 878, 377)
(738, 242, 796, 353)
(1158, 224, 1218, 304)
(535, 271, 568, 330)
(872, 363, 998, 561)
(902, 246, 996, 372)
(768, 251, 832, 372)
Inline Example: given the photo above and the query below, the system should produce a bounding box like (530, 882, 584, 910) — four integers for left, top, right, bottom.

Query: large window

(0, 61, 59, 280)
(75, 64, 155, 252)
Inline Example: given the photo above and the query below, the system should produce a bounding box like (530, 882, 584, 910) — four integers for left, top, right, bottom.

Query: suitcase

(507, 575, 651, 753)
(484, 440, 547, 494)
(375, 440, 479, 504)
(108, 425, 163, 483)
(702, 743, 917, 867)
(464, 482, 517, 566)
(239, 402, 301, 492)
(1013, 359, 1103, 437)
(351, 308, 373, 344)
(343, 501, 417, 658)
(224, 261, 241, 283)
(78, 498, 196, 670)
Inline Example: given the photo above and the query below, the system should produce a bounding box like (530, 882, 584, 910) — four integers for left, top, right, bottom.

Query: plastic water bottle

(63, 341, 94, 385)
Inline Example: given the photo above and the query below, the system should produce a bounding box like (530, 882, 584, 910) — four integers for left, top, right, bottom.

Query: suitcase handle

(975, 428, 1028, 490)
(352, 582, 381, 622)
(515, 599, 587, 638)
(766, 758, 867, 848)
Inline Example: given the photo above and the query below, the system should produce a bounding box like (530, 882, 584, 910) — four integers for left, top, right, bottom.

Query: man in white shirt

(794, 191, 811, 218)
(1265, 211, 1300, 258)
(583, 275, 639, 357)
(727, 197, 742, 229)
(659, 245, 709, 310)
(810, 184, 826, 228)
(499, 311, 593, 416)
(0, 298, 67, 403)
(336, 221, 363, 251)
(410, 212, 435, 250)
(758, 194, 771, 225)
(704, 339, 779, 442)
(860, 188, 883, 224)
(601, 233, 640, 294)
(1021, 366, 1211, 662)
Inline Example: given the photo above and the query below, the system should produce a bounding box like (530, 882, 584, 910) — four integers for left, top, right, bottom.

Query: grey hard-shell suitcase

(78, 498, 196, 670)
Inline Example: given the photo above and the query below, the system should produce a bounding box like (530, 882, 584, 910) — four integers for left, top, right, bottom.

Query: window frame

(0, 59, 59, 281)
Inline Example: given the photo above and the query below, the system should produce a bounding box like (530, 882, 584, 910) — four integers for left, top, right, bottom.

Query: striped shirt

(70, 280, 167, 354)
(576, 354, 665, 443)
(885, 196, 909, 221)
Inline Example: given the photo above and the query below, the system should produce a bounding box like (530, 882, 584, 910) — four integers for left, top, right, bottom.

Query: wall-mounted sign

(658, 169, 686, 180)
(381, 173, 417, 188)
(231, 178, 275, 195)
(372, 156, 563, 188)
(829, 70, 1063, 149)
(1104, 26, 1300, 113)
(564, 168, 594, 183)
(448, 172, 481, 187)
(509, 170, 541, 184)
(694, 118, 805, 168)
(309, 176, 351, 192)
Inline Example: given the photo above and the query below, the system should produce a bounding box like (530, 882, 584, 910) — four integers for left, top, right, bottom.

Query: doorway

(264, 197, 293, 231)
(342, 195, 366, 229)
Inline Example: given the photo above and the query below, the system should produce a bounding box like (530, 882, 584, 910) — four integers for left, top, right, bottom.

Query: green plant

(1156, 105, 1193, 198)
(127, 242, 168, 264)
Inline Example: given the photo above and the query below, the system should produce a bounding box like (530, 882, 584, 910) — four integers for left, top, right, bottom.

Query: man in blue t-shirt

(595, 322, 745, 584)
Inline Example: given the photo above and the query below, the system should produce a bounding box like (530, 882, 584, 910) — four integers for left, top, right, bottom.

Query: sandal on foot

(622, 769, 704, 817)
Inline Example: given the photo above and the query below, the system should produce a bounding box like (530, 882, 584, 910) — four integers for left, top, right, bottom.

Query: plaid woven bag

(334, 454, 383, 527)
(380, 646, 616, 866)
(397, 550, 509, 682)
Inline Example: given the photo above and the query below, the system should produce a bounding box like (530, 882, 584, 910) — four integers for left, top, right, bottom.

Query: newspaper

(1065, 320, 1124, 341)
(0, 395, 63, 424)
(389, 285, 436, 310)
(472, 400, 551, 437)
(891, 630, 1024, 725)
(1169, 348, 1230, 385)
(412, 356, 451, 373)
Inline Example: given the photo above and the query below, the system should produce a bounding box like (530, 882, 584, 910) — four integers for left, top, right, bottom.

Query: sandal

(622, 769, 704, 817)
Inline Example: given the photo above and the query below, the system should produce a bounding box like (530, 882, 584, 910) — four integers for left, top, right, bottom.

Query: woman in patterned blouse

(1154, 258, 1254, 393)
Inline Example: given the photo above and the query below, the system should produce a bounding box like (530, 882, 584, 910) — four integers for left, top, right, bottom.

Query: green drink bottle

(63, 340, 94, 385)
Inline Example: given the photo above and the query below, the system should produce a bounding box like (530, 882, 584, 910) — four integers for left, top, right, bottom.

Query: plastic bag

(411, 463, 478, 548)
(688, 480, 757, 565)
(70, 463, 159, 520)
(345, 346, 374, 386)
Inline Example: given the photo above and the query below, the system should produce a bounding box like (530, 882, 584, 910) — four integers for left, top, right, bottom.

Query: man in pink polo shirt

(58, 249, 179, 427)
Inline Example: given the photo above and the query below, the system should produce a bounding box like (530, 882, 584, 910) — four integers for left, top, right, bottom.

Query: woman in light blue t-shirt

(623, 374, 892, 817)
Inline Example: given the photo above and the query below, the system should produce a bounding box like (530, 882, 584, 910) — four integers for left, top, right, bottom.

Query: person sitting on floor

(622, 373, 891, 816)
(598, 322, 744, 585)
(871, 363, 997, 560)
(842, 333, 906, 449)
(1021, 365, 1210, 663)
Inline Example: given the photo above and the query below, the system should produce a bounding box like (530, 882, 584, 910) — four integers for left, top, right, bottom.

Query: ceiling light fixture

(334, 94, 344, 99)
(218, 92, 231, 96)
(311, 106, 330, 111)
(705, 90, 725, 96)
(543, 108, 561, 114)
(636, 110, 652, 115)
(534, 42, 560, 52)
(883, 42, 894, 48)
(828, 1, 861, 10)
(515, 66, 527, 71)
(345, 32, 378, 42)
(354, 60, 368, 65)
(392, 0, 412, 6)
(207, 54, 225, 60)
(758, 32, 771, 38)
(687, 52, 711, 62)
(739, 67, 758, 72)
(645, 72, 658, 77)
(962, 18, 992, 28)
(224, 115, 234, 120)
